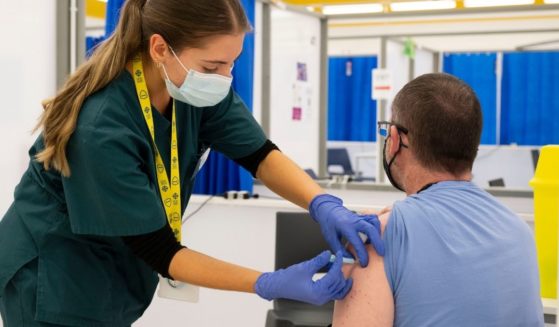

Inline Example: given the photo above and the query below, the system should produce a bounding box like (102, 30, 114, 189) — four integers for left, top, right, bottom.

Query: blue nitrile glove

(309, 194, 385, 267)
(254, 250, 353, 306)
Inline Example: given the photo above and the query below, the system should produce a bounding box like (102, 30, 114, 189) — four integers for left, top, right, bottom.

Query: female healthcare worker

(0, 0, 384, 326)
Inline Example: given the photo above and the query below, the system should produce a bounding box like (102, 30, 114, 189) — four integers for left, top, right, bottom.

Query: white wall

(269, 8, 322, 172)
(0, 0, 57, 217)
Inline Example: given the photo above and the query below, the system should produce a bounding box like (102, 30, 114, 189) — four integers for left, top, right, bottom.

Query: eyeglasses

(377, 121, 409, 138)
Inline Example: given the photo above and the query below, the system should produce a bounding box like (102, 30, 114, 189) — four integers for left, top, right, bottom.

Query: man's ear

(388, 125, 400, 157)
(149, 34, 172, 65)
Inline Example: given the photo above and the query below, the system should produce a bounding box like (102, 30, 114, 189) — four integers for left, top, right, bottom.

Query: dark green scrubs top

(0, 71, 267, 326)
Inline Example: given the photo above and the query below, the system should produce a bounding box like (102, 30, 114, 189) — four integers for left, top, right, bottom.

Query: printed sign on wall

(372, 69, 393, 100)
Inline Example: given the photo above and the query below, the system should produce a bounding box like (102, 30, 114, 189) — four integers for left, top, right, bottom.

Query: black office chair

(304, 169, 319, 180)
(327, 148, 354, 176)
(488, 178, 505, 187)
(264, 212, 334, 327)
(531, 149, 540, 172)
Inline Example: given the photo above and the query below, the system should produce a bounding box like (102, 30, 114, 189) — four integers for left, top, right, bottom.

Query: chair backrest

(304, 169, 318, 180)
(488, 178, 505, 187)
(275, 212, 330, 272)
(275, 212, 334, 312)
(327, 148, 354, 176)
(531, 149, 540, 172)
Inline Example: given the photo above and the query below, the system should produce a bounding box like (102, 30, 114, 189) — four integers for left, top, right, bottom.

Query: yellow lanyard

(132, 55, 182, 242)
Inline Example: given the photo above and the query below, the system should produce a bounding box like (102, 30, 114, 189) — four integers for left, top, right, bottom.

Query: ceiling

(282, 0, 546, 5)
(85, 0, 559, 19)
(281, 0, 557, 15)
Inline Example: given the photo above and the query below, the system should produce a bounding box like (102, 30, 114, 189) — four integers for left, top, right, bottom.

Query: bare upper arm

(332, 213, 394, 327)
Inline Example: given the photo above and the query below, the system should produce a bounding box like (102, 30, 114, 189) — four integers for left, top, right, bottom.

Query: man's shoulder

(385, 182, 528, 241)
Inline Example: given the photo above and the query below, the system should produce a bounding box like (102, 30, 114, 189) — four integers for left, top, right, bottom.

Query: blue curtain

(85, 0, 124, 55)
(328, 56, 377, 142)
(86, 36, 105, 57)
(501, 51, 559, 146)
(105, 0, 125, 36)
(443, 53, 497, 145)
(193, 0, 256, 195)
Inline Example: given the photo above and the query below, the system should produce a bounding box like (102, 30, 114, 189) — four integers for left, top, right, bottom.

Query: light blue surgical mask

(162, 48, 233, 107)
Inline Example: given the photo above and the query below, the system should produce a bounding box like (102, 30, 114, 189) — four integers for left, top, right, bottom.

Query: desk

(543, 298, 557, 326)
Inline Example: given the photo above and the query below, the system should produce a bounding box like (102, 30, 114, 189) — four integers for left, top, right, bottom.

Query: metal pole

(56, 0, 85, 88)
(76, 0, 86, 68)
(56, 0, 70, 88)
(376, 37, 388, 184)
(496, 52, 504, 145)
(434, 52, 442, 73)
(260, 2, 272, 137)
(318, 17, 329, 178)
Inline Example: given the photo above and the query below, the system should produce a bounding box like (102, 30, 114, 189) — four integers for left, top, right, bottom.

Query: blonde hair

(36, 0, 250, 176)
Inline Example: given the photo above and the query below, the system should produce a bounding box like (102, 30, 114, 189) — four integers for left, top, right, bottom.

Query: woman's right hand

(254, 250, 353, 306)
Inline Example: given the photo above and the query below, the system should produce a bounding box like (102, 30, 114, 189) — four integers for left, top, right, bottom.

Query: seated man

(333, 73, 543, 326)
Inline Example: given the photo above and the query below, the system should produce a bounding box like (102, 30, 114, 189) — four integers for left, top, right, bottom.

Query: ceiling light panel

(391, 0, 456, 12)
(322, 4, 384, 15)
(464, 0, 534, 8)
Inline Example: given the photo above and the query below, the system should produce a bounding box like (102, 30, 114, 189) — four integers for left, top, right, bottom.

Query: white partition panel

(414, 47, 436, 78)
(269, 7, 322, 172)
(0, 0, 57, 216)
(472, 145, 538, 190)
(329, 38, 381, 56)
(384, 39, 411, 120)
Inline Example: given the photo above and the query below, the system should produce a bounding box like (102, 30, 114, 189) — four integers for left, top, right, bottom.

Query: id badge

(157, 275, 200, 303)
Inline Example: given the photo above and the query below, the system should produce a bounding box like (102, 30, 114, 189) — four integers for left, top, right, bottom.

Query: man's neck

(403, 164, 471, 196)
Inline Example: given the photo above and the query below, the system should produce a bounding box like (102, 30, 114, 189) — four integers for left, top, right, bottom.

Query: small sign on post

(372, 69, 393, 100)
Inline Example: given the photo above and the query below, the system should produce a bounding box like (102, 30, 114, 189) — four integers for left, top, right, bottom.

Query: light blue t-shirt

(383, 181, 543, 326)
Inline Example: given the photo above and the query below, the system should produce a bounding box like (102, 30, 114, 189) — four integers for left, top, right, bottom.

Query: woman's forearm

(256, 150, 324, 209)
(169, 248, 262, 293)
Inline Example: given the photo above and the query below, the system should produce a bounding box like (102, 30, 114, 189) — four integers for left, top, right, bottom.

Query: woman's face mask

(161, 48, 233, 107)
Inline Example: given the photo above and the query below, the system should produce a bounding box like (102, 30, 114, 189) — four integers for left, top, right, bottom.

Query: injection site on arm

(332, 213, 394, 327)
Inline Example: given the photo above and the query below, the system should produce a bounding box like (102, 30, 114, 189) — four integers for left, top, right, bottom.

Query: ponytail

(35, 0, 146, 176)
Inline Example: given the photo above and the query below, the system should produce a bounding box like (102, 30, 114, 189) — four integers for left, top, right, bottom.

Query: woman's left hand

(309, 194, 385, 268)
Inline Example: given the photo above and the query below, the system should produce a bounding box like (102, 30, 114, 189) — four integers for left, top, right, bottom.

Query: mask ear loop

(168, 46, 190, 74)
(159, 62, 172, 81)
(387, 131, 408, 169)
